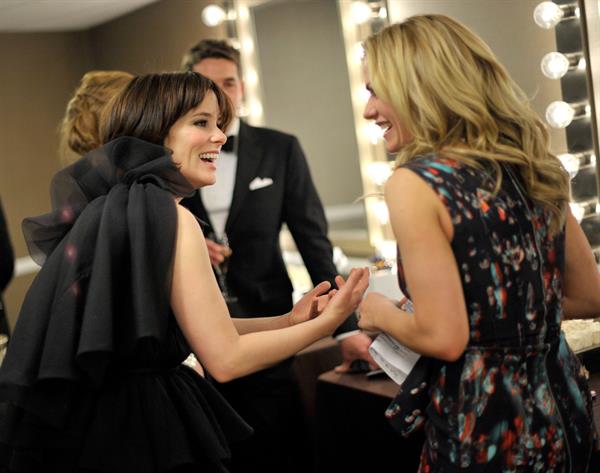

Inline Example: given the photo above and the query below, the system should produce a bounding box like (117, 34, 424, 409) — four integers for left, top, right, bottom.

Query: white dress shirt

(200, 118, 240, 240)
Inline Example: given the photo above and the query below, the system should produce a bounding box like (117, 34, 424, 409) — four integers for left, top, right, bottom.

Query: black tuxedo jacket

(182, 121, 357, 335)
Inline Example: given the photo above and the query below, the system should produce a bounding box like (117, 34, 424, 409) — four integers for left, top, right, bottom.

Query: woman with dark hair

(0, 71, 368, 473)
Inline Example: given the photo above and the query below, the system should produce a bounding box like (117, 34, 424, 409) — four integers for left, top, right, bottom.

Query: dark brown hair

(180, 39, 241, 75)
(100, 71, 233, 145)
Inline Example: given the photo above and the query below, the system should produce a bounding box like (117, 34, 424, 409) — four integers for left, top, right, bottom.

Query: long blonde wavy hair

(59, 70, 134, 164)
(364, 14, 570, 236)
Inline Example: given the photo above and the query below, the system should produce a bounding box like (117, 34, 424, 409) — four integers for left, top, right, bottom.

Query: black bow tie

(222, 135, 236, 153)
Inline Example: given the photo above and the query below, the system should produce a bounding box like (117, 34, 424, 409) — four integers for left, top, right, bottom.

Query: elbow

(210, 369, 235, 383)
(204, 358, 239, 383)
(431, 333, 468, 362)
(436, 345, 466, 362)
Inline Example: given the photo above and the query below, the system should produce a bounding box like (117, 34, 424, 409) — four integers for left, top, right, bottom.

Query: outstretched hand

(319, 268, 370, 334)
(289, 281, 333, 326)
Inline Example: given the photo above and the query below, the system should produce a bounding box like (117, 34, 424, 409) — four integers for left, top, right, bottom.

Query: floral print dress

(393, 154, 596, 473)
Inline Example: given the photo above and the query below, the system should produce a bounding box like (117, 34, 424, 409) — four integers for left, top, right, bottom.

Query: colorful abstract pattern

(394, 155, 596, 472)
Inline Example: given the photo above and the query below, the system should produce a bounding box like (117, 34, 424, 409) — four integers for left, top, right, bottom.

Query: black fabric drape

(0, 137, 196, 426)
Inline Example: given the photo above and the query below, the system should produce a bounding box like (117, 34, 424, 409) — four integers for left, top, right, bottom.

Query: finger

(309, 281, 331, 298)
(334, 360, 353, 373)
(334, 275, 345, 289)
(364, 351, 379, 370)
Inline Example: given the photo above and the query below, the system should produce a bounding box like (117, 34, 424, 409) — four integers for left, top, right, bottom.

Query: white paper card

(368, 299, 421, 385)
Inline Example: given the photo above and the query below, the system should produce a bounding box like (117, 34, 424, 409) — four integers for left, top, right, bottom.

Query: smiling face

(164, 91, 227, 188)
(362, 65, 412, 153)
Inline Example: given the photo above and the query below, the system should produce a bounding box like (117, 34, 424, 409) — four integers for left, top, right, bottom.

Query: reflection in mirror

(249, 0, 367, 245)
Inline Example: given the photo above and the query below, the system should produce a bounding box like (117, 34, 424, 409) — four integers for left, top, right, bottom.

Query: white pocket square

(249, 177, 273, 191)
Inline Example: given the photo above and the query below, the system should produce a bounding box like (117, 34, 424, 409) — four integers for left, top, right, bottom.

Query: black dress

(388, 154, 596, 472)
(0, 137, 252, 473)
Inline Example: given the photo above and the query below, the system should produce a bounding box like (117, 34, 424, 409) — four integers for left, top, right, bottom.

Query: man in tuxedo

(181, 39, 374, 473)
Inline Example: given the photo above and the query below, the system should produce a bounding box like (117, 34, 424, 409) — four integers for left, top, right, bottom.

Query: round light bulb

(368, 162, 393, 186)
(201, 4, 226, 27)
(558, 153, 580, 178)
(533, 1, 564, 29)
(373, 200, 389, 225)
(540, 52, 570, 79)
(350, 1, 372, 25)
(364, 122, 384, 144)
(250, 100, 263, 118)
(545, 101, 575, 128)
(376, 239, 397, 262)
(570, 202, 585, 222)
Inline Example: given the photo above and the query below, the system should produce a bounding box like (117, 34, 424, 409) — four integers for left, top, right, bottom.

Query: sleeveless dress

(0, 137, 252, 472)
(390, 154, 596, 472)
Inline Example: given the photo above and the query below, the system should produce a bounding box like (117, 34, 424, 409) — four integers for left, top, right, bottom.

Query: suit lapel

(226, 121, 263, 233)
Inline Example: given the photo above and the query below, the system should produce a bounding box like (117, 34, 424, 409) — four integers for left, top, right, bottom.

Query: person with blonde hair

(59, 70, 133, 163)
(357, 14, 599, 472)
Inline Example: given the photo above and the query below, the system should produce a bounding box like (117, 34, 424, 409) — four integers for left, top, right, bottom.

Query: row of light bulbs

(534, 2, 588, 130)
(534, 1, 599, 224)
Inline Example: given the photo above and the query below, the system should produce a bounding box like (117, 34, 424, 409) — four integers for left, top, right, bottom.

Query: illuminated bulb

(350, 1, 372, 25)
(596, 202, 600, 214)
(376, 239, 397, 262)
(201, 4, 226, 27)
(368, 162, 393, 186)
(585, 104, 592, 115)
(546, 101, 575, 128)
(238, 5, 249, 20)
(364, 122, 384, 144)
(558, 153, 580, 178)
(229, 38, 241, 50)
(541, 52, 570, 79)
(379, 7, 388, 19)
(373, 200, 389, 225)
(250, 100, 263, 117)
(570, 202, 585, 222)
(246, 69, 258, 87)
(533, 2, 564, 29)
(578, 57, 587, 70)
(242, 38, 254, 53)
(356, 87, 371, 104)
(591, 154, 597, 166)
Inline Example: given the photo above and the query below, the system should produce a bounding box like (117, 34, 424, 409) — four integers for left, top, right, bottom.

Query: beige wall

(0, 0, 224, 328)
(90, 0, 224, 73)
(0, 31, 94, 327)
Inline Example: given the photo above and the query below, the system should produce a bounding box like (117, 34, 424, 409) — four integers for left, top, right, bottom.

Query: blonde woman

(59, 70, 133, 163)
(357, 14, 600, 472)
